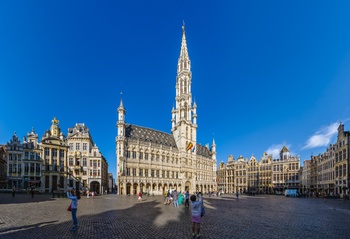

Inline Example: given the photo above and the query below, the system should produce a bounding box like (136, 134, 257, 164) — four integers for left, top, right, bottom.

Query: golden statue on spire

(52, 117, 59, 124)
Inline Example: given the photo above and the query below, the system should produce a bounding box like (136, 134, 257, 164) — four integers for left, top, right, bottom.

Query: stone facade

(108, 172, 114, 193)
(0, 144, 6, 185)
(67, 123, 109, 194)
(333, 123, 349, 197)
(4, 118, 109, 194)
(40, 118, 69, 192)
(5, 132, 24, 189)
(116, 26, 217, 195)
(300, 123, 350, 198)
(315, 144, 335, 195)
(22, 128, 42, 189)
(217, 147, 300, 194)
(272, 146, 300, 191)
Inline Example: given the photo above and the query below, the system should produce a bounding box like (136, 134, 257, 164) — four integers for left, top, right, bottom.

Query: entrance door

(126, 183, 131, 195)
(75, 181, 80, 190)
(185, 181, 191, 192)
(52, 176, 58, 191)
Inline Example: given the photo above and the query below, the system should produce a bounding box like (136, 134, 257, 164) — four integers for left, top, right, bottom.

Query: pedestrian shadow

(0, 198, 193, 239)
(0, 220, 58, 234)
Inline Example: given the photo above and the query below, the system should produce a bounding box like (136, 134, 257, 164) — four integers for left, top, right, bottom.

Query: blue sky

(1, 1, 350, 178)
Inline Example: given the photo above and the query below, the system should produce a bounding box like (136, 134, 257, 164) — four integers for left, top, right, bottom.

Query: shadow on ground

(0, 193, 57, 204)
(0, 196, 193, 239)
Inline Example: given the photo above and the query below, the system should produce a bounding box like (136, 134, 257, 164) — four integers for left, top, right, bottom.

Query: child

(190, 193, 204, 239)
(67, 189, 81, 231)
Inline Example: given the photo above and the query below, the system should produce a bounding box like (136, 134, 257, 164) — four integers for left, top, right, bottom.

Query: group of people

(11, 184, 36, 198)
(163, 190, 190, 207)
(86, 190, 94, 199)
(163, 190, 204, 238)
(66, 189, 204, 238)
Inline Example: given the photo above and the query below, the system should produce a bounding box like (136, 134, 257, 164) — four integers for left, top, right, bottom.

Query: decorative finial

(182, 20, 185, 31)
(52, 117, 59, 124)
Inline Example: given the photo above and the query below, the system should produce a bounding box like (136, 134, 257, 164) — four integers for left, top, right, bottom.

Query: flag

(186, 142, 193, 151)
(192, 145, 196, 152)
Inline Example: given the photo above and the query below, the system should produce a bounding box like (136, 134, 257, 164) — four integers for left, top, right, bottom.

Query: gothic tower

(171, 25, 197, 156)
(116, 99, 126, 180)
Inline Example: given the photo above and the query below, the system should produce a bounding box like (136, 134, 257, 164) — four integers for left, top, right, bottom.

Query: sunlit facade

(116, 26, 217, 195)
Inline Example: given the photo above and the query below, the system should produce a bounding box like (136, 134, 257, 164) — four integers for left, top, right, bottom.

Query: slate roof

(124, 124, 213, 158)
(125, 124, 177, 148)
(196, 144, 212, 158)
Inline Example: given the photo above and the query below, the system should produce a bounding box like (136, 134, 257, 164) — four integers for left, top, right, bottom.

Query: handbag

(67, 203, 72, 211)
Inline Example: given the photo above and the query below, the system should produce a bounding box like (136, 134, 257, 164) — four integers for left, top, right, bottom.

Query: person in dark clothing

(12, 186, 16, 197)
(185, 191, 190, 207)
(31, 184, 35, 198)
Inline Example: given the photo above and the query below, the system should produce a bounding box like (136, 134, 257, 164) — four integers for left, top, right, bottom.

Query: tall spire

(178, 24, 191, 74)
(172, 24, 196, 152)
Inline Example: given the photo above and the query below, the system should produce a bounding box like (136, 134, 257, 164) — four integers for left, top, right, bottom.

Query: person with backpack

(67, 189, 81, 231)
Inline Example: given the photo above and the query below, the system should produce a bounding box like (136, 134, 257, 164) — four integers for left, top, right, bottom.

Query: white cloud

(302, 122, 339, 150)
(266, 143, 292, 159)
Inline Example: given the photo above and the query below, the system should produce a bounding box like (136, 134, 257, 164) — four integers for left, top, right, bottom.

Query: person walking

(12, 186, 16, 197)
(67, 189, 81, 231)
(138, 191, 142, 202)
(178, 191, 183, 205)
(185, 191, 190, 208)
(31, 184, 35, 198)
(172, 190, 179, 208)
(190, 193, 204, 239)
(236, 191, 239, 199)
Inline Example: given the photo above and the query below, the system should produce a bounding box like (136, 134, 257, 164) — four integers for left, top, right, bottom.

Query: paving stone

(0, 193, 349, 238)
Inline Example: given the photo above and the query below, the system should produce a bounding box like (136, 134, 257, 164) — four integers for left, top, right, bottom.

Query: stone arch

(146, 183, 151, 194)
(140, 183, 145, 193)
(133, 183, 138, 195)
(120, 185, 124, 195)
(126, 183, 131, 195)
(185, 181, 191, 193)
(90, 181, 100, 194)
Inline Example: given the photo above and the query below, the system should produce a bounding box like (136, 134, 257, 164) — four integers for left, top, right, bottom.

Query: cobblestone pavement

(1, 193, 350, 239)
